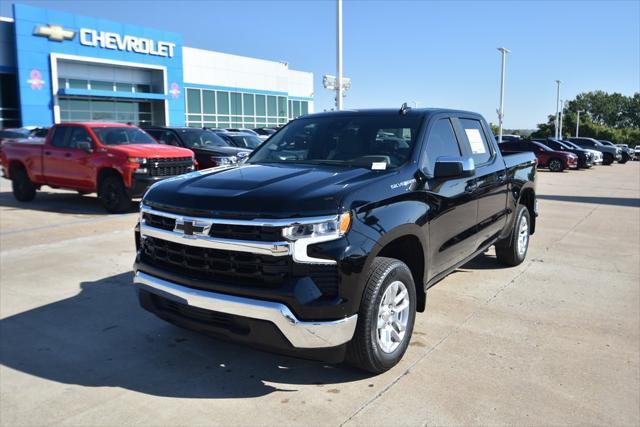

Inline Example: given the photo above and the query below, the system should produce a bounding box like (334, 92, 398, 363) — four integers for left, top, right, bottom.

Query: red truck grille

(148, 157, 193, 177)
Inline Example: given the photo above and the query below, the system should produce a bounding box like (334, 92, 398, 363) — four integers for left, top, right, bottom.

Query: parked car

(532, 137, 593, 168)
(566, 137, 621, 165)
(597, 140, 629, 163)
(225, 128, 268, 141)
(499, 140, 577, 172)
(253, 127, 277, 137)
(1, 123, 194, 213)
(217, 131, 264, 149)
(634, 145, 640, 160)
(561, 140, 603, 165)
(145, 127, 251, 169)
(499, 134, 523, 142)
(133, 107, 538, 373)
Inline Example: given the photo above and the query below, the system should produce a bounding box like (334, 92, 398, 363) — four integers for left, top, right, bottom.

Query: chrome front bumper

(134, 271, 358, 349)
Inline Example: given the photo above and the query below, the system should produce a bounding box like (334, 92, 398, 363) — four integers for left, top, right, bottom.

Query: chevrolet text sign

(79, 29, 176, 57)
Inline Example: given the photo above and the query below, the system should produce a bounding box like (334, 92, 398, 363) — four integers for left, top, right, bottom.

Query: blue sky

(2, 0, 638, 129)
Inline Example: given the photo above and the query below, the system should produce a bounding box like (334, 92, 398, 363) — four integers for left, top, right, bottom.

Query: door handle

(44, 151, 52, 156)
(64, 152, 72, 158)
(465, 181, 478, 193)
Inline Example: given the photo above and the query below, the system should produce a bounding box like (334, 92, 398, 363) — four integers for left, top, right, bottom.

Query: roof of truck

(302, 108, 482, 119)
(56, 122, 135, 128)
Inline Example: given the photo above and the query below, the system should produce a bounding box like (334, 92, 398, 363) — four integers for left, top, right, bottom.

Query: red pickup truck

(1, 122, 194, 213)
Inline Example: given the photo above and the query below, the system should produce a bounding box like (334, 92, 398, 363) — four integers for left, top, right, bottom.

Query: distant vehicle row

(498, 135, 637, 172)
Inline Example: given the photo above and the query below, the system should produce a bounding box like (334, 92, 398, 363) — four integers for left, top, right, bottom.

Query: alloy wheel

(376, 280, 411, 353)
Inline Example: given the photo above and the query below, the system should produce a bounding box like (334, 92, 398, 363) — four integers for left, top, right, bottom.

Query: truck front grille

(148, 157, 193, 177)
(142, 212, 283, 242)
(140, 235, 290, 287)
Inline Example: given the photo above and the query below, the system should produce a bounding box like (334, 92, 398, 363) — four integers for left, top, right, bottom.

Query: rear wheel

(619, 153, 629, 164)
(12, 168, 36, 202)
(603, 153, 614, 165)
(495, 204, 530, 266)
(346, 257, 417, 374)
(548, 158, 564, 172)
(99, 175, 131, 213)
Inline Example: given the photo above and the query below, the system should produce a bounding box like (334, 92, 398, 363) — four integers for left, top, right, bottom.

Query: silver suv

(567, 137, 621, 165)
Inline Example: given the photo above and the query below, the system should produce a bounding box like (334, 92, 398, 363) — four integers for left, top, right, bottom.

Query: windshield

(179, 129, 228, 148)
(230, 135, 262, 149)
(533, 141, 553, 151)
(248, 115, 422, 168)
(93, 127, 156, 146)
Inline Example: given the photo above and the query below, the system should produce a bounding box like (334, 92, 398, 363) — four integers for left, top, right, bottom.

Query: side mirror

(433, 156, 475, 178)
(76, 140, 93, 153)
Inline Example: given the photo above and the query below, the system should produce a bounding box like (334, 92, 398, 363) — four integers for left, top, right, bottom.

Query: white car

(563, 140, 603, 164)
(634, 145, 640, 160)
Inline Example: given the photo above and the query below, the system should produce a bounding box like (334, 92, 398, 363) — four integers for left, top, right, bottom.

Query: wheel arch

(518, 187, 536, 234)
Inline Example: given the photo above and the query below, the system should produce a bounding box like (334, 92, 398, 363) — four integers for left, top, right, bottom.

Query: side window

(460, 119, 492, 164)
(51, 127, 69, 148)
(166, 132, 181, 146)
(67, 127, 93, 149)
(425, 118, 461, 171)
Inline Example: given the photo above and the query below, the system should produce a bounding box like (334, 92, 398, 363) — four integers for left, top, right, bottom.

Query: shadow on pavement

(538, 194, 640, 208)
(0, 272, 368, 399)
(0, 188, 139, 215)
(456, 252, 511, 272)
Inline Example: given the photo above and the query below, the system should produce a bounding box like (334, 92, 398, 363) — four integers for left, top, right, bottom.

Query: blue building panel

(13, 3, 185, 126)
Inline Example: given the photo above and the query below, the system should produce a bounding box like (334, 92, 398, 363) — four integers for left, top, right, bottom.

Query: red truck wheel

(12, 168, 37, 202)
(99, 175, 132, 213)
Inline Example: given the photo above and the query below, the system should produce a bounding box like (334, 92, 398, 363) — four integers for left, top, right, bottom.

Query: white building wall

(182, 46, 313, 108)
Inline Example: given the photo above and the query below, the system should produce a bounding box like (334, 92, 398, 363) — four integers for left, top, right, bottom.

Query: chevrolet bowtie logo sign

(33, 24, 76, 42)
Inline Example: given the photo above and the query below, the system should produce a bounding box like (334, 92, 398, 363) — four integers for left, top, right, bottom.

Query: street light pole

(576, 110, 582, 137)
(497, 47, 510, 144)
(554, 80, 561, 139)
(336, 0, 343, 110)
(559, 99, 564, 139)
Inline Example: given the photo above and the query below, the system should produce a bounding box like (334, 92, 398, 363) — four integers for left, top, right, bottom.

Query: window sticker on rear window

(465, 128, 486, 154)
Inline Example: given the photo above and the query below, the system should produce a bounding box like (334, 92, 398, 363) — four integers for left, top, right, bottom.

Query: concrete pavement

(1, 162, 639, 426)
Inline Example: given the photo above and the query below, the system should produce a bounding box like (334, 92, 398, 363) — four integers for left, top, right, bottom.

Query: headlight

(129, 157, 147, 164)
(211, 156, 237, 165)
(282, 213, 352, 241)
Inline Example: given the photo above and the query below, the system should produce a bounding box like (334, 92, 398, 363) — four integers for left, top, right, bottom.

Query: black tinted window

(51, 127, 69, 148)
(425, 118, 460, 171)
(460, 119, 492, 164)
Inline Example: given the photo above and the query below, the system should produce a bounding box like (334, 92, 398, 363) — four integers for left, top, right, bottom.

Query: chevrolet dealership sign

(33, 24, 176, 58)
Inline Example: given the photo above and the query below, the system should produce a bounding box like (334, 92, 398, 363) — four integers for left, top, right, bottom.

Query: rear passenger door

(422, 116, 480, 278)
(456, 117, 509, 250)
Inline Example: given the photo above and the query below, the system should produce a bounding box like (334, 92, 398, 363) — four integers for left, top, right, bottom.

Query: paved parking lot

(1, 163, 639, 426)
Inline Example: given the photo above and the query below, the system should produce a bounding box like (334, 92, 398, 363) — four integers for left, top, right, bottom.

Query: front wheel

(603, 153, 614, 165)
(346, 257, 417, 374)
(548, 158, 564, 172)
(618, 153, 629, 164)
(495, 204, 531, 266)
(99, 175, 131, 213)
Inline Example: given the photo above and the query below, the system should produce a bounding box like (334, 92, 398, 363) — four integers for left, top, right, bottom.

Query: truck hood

(106, 144, 193, 158)
(143, 163, 394, 219)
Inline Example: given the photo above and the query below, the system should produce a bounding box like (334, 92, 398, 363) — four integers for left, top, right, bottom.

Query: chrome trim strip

(141, 204, 338, 227)
(140, 224, 291, 256)
(134, 271, 357, 349)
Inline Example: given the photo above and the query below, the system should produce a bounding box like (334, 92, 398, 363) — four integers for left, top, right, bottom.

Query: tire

(345, 257, 417, 374)
(548, 158, 564, 172)
(495, 204, 530, 266)
(11, 167, 37, 202)
(99, 175, 131, 213)
(603, 153, 614, 165)
(619, 153, 629, 164)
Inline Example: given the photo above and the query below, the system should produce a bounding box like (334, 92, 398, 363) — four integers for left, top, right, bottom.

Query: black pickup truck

(133, 107, 537, 373)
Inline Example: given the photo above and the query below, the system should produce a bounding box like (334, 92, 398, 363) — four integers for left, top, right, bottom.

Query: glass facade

(0, 73, 20, 128)
(185, 87, 309, 129)
(58, 97, 157, 125)
(57, 78, 159, 94)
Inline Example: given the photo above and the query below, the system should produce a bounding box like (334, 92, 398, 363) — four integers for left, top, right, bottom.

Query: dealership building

(0, 3, 314, 129)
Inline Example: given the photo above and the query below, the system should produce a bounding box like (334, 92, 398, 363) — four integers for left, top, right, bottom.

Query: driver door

(43, 125, 96, 190)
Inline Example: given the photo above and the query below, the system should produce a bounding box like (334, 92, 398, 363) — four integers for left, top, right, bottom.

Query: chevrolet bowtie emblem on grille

(174, 218, 211, 238)
(33, 24, 76, 42)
